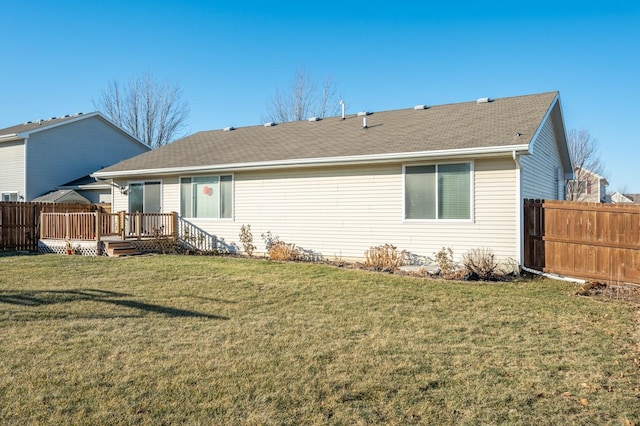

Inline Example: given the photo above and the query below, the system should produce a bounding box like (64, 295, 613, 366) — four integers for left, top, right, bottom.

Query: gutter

(93, 144, 531, 179)
(513, 150, 523, 266)
(0, 133, 22, 142)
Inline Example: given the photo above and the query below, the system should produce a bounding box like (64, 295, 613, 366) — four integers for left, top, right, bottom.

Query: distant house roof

(31, 189, 91, 204)
(94, 91, 567, 178)
(0, 112, 148, 149)
(575, 167, 609, 186)
(57, 175, 112, 190)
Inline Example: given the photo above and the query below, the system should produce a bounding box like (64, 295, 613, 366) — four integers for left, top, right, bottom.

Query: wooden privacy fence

(524, 199, 640, 284)
(0, 202, 94, 252)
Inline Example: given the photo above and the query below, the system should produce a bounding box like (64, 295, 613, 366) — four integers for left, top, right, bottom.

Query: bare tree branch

(93, 73, 190, 149)
(566, 128, 607, 201)
(265, 68, 342, 123)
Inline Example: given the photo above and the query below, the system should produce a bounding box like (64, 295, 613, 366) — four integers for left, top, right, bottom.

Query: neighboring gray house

(32, 189, 91, 204)
(93, 92, 572, 265)
(0, 112, 149, 202)
(55, 175, 114, 204)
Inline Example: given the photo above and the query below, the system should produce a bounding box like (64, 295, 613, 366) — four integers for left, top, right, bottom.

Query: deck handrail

(39, 211, 177, 241)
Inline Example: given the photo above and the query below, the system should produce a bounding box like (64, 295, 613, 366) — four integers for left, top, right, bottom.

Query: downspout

(512, 151, 522, 266)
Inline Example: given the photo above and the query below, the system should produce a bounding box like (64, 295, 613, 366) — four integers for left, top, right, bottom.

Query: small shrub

(434, 247, 456, 277)
(463, 248, 499, 280)
(269, 241, 299, 261)
(239, 224, 256, 257)
(364, 244, 405, 272)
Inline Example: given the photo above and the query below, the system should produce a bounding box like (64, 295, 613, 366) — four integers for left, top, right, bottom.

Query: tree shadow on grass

(0, 289, 228, 320)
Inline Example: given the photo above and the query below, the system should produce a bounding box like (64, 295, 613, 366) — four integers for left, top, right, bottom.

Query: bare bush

(463, 248, 499, 280)
(269, 241, 299, 261)
(239, 224, 256, 257)
(364, 244, 405, 272)
(434, 247, 456, 277)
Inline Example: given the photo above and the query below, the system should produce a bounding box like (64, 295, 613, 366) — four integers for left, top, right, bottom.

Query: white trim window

(180, 175, 233, 219)
(1, 192, 19, 202)
(404, 162, 472, 220)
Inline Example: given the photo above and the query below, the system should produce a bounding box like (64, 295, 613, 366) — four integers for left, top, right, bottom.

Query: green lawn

(0, 254, 638, 425)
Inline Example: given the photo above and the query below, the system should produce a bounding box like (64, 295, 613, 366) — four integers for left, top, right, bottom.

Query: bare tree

(566, 128, 607, 201)
(94, 73, 190, 149)
(265, 68, 342, 123)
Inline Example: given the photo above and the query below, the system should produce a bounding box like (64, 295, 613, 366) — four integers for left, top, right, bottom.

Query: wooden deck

(39, 211, 219, 256)
(39, 211, 178, 256)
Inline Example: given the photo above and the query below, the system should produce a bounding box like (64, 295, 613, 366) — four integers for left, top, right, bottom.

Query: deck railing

(40, 211, 178, 241)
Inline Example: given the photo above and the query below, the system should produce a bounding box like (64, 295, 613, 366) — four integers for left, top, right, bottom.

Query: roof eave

(92, 144, 531, 178)
(0, 133, 23, 142)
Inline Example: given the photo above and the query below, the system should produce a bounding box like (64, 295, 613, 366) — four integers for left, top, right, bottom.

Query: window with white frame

(1, 192, 19, 202)
(405, 163, 471, 220)
(180, 175, 232, 219)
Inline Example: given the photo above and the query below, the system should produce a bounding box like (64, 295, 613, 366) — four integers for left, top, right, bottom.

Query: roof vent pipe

(363, 116, 368, 128)
(223, 126, 235, 132)
(340, 100, 345, 119)
(476, 97, 492, 103)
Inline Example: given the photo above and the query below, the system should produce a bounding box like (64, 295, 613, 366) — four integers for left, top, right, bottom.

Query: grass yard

(0, 254, 638, 425)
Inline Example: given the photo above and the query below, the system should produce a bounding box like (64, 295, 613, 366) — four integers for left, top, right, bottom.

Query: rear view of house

(93, 92, 572, 266)
(0, 112, 149, 202)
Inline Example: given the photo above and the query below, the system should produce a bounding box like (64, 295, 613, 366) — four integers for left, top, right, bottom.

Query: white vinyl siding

(113, 159, 512, 262)
(0, 140, 26, 197)
(521, 116, 564, 200)
(109, 159, 518, 262)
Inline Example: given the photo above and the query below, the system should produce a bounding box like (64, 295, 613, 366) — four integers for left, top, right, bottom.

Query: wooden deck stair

(104, 241, 139, 257)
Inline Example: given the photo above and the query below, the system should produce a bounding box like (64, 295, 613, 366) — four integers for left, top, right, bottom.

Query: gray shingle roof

(0, 113, 92, 136)
(95, 92, 559, 176)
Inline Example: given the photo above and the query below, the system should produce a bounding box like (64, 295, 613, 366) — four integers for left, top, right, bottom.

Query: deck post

(120, 211, 126, 239)
(171, 212, 179, 240)
(135, 211, 141, 240)
(65, 212, 70, 241)
(95, 211, 102, 256)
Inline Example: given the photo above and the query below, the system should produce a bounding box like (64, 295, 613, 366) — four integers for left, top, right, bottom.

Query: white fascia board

(92, 144, 530, 178)
(528, 93, 559, 156)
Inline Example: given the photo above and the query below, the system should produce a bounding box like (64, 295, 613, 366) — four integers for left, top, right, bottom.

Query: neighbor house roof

(0, 112, 147, 148)
(31, 189, 91, 204)
(94, 91, 565, 178)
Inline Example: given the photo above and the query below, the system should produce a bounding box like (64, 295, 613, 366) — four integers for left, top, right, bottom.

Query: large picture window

(405, 163, 471, 220)
(180, 175, 232, 219)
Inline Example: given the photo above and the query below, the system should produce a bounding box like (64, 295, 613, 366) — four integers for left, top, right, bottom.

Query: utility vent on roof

(357, 111, 371, 116)
(308, 117, 320, 122)
(264, 122, 276, 127)
(223, 126, 235, 132)
(25, 121, 33, 124)
(476, 97, 492, 103)
(413, 104, 427, 110)
(73, 112, 83, 116)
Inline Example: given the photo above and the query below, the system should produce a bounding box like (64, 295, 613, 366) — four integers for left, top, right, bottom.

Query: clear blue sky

(2, 1, 639, 191)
